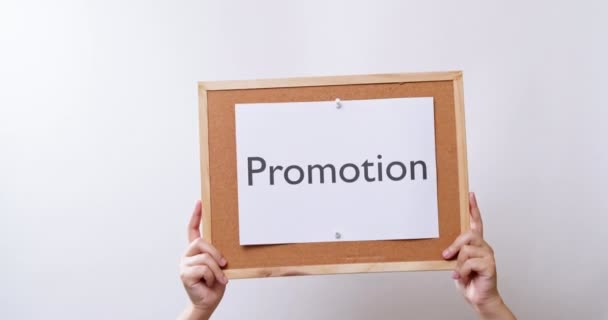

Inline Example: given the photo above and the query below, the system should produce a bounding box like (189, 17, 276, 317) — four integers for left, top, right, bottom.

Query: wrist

(180, 304, 213, 320)
(474, 295, 515, 320)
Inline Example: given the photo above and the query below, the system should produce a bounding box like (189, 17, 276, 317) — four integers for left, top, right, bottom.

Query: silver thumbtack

(335, 98, 342, 109)
(335, 232, 342, 239)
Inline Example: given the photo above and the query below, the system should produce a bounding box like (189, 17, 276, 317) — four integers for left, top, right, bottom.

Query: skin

(178, 200, 228, 320)
(442, 193, 516, 320)
(179, 192, 515, 320)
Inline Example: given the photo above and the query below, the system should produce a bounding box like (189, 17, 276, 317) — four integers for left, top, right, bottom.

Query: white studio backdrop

(0, 1, 606, 319)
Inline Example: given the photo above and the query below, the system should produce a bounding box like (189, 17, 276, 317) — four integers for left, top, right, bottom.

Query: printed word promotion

(247, 155, 429, 186)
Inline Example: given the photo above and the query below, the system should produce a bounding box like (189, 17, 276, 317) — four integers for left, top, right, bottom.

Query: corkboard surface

(206, 80, 461, 270)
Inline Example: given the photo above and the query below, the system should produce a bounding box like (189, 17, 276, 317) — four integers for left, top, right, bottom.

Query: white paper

(234, 97, 439, 245)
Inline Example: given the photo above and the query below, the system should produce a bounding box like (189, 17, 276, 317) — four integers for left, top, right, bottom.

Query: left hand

(442, 193, 508, 317)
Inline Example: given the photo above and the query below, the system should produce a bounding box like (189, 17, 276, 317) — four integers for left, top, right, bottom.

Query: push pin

(335, 232, 342, 240)
(335, 98, 342, 109)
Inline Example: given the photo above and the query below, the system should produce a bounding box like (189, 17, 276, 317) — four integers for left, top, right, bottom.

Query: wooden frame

(198, 71, 469, 279)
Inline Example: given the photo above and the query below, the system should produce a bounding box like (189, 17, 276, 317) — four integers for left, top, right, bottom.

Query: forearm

(178, 305, 213, 320)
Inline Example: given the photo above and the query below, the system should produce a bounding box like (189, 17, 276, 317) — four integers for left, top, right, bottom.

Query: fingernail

(223, 276, 229, 284)
(442, 249, 450, 258)
(220, 258, 227, 266)
(452, 271, 460, 279)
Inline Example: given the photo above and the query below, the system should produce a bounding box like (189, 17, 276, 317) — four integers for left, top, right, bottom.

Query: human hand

(442, 193, 515, 320)
(178, 201, 228, 320)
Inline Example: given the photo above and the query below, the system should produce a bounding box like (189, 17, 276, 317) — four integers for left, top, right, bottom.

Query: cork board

(198, 71, 469, 279)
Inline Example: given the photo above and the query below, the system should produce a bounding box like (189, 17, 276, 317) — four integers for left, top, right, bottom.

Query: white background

(236, 98, 438, 245)
(1, 1, 606, 319)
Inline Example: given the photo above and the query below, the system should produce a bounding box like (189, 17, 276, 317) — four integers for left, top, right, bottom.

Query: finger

(184, 253, 228, 285)
(442, 230, 484, 259)
(188, 200, 203, 243)
(456, 245, 488, 269)
(453, 257, 494, 284)
(185, 238, 227, 267)
(181, 265, 215, 287)
(451, 257, 484, 282)
(469, 192, 483, 236)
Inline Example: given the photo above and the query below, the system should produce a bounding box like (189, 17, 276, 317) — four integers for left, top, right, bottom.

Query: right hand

(179, 200, 228, 320)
